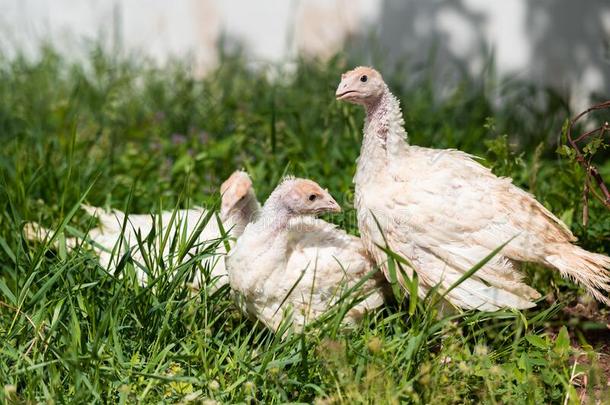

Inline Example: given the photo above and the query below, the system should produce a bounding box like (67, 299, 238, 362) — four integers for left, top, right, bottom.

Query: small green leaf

(525, 334, 549, 350)
(517, 352, 528, 371)
(560, 208, 574, 229)
(553, 326, 570, 356)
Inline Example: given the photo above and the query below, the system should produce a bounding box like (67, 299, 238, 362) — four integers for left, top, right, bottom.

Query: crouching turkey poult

(25, 170, 260, 291)
(226, 177, 387, 332)
(336, 66, 610, 310)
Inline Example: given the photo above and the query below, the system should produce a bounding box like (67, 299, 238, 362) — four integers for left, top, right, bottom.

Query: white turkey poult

(25, 170, 260, 291)
(226, 177, 387, 332)
(336, 66, 610, 310)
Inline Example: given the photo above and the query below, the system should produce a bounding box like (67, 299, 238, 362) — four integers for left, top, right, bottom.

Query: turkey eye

(360, 75, 368, 82)
(308, 194, 317, 201)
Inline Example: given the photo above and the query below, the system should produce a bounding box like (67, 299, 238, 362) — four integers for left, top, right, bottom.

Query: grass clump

(1, 45, 609, 403)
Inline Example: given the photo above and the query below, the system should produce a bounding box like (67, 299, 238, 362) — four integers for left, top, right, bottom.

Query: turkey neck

(240, 198, 292, 283)
(226, 196, 261, 236)
(357, 86, 409, 183)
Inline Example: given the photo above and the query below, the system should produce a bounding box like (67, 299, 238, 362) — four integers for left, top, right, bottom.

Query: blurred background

(2, 0, 609, 111)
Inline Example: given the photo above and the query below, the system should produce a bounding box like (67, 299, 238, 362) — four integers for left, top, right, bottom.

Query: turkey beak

(335, 80, 354, 100)
(325, 196, 341, 213)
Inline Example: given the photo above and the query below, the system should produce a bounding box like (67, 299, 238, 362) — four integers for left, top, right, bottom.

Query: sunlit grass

(1, 45, 609, 403)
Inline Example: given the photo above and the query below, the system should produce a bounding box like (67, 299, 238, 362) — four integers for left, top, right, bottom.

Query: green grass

(1, 45, 610, 403)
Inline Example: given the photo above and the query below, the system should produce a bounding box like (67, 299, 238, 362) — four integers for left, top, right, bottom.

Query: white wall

(0, 0, 609, 109)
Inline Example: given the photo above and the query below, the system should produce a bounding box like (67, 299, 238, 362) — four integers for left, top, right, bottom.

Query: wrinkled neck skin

(357, 86, 409, 180)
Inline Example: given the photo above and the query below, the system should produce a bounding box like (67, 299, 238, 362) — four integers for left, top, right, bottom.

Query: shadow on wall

(526, 0, 610, 101)
(377, 0, 487, 73)
(372, 0, 610, 109)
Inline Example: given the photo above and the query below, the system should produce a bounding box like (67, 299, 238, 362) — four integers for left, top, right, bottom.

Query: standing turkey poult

(25, 171, 260, 291)
(226, 177, 387, 332)
(336, 66, 610, 310)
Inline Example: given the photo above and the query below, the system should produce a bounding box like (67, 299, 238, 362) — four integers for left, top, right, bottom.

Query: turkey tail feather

(545, 245, 610, 306)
